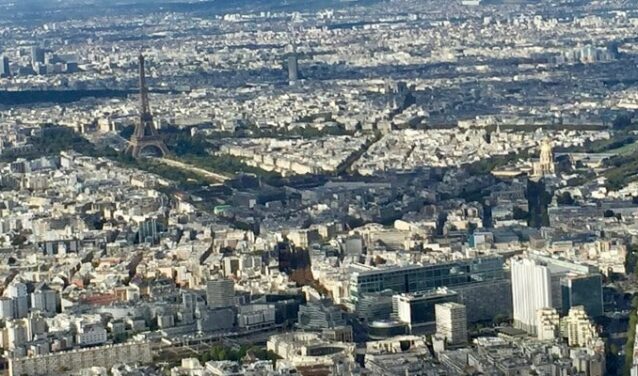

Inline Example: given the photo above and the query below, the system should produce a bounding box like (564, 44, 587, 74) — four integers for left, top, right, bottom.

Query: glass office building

(528, 253, 603, 318)
(393, 288, 459, 334)
(349, 256, 504, 303)
(561, 273, 603, 318)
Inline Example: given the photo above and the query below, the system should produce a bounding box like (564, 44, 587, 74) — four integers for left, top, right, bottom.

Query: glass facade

(350, 256, 504, 302)
(561, 274, 603, 318)
(405, 292, 458, 326)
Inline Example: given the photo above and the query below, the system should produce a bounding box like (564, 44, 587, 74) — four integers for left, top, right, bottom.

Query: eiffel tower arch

(126, 54, 169, 158)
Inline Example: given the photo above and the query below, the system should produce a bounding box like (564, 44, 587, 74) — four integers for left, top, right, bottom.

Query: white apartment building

(536, 308, 560, 341)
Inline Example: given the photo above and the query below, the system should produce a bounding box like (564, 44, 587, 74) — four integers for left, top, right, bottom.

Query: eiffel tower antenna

(126, 53, 169, 158)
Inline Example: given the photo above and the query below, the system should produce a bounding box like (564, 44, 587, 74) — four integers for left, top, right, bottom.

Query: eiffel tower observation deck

(126, 54, 169, 158)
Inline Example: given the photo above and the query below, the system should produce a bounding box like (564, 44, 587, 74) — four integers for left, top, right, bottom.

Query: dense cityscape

(1, 0, 638, 375)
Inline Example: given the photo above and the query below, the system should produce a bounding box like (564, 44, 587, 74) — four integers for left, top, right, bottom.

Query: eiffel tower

(126, 54, 169, 158)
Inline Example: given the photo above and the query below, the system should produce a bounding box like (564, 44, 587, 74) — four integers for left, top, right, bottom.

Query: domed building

(533, 137, 556, 177)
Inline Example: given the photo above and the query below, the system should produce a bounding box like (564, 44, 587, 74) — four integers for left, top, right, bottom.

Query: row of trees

(0, 124, 118, 162)
(619, 245, 638, 375)
(624, 296, 638, 375)
(198, 344, 280, 365)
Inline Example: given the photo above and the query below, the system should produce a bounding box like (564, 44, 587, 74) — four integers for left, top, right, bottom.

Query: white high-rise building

(0, 297, 15, 320)
(6, 319, 29, 349)
(536, 307, 560, 341)
(206, 278, 235, 309)
(561, 305, 597, 347)
(31, 284, 59, 315)
(435, 302, 467, 346)
(512, 258, 553, 334)
(4, 281, 29, 319)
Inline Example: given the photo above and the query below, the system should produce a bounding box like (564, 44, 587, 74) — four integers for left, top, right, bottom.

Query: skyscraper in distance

(288, 54, 299, 85)
(30, 46, 45, 66)
(0, 55, 10, 78)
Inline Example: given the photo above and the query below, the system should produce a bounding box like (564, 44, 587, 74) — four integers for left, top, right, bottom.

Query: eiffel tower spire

(126, 54, 169, 158)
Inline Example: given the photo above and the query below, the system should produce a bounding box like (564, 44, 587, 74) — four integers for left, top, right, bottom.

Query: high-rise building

(561, 305, 597, 347)
(205, 278, 235, 309)
(30, 46, 45, 66)
(4, 281, 29, 319)
(30, 283, 60, 315)
(138, 217, 160, 244)
(287, 54, 299, 85)
(0, 297, 14, 320)
(6, 319, 29, 349)
(561, 273, 603, 318)
(511, 258, 553, 334)
(536, 307, 560, 341)
(453, 279, 512, 323)
(528, 253, 603, 318)
(0, 55, 10, 78)
(435, 302, 468, 346)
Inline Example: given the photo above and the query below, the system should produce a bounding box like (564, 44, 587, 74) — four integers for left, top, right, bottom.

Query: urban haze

(0, 0, 636, 375)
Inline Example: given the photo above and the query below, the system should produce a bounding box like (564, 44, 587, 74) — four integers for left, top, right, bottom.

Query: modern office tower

(435, 302, 468, 346)
(536, 307, 560, 341)
(561, 306, 597, 347)
(205, 278, 235, 309)
(5, 281, 29, 319)
(34, 63, 47, 75)
(138, 217, 160, 244)
(511, 258, 553, 334)
(6, 319, 29, 349)
(0, 297, 14, 320)
(30, 46, 45, 65)
(30, 283, 60, 315)
(393, 288, 458, 334)
(561, 273, 603, 318)
(453, 278, 512, 323)
(528, 253, 603, 318)
(287, 54, 299, 85)
(0, 55, 10, 77)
